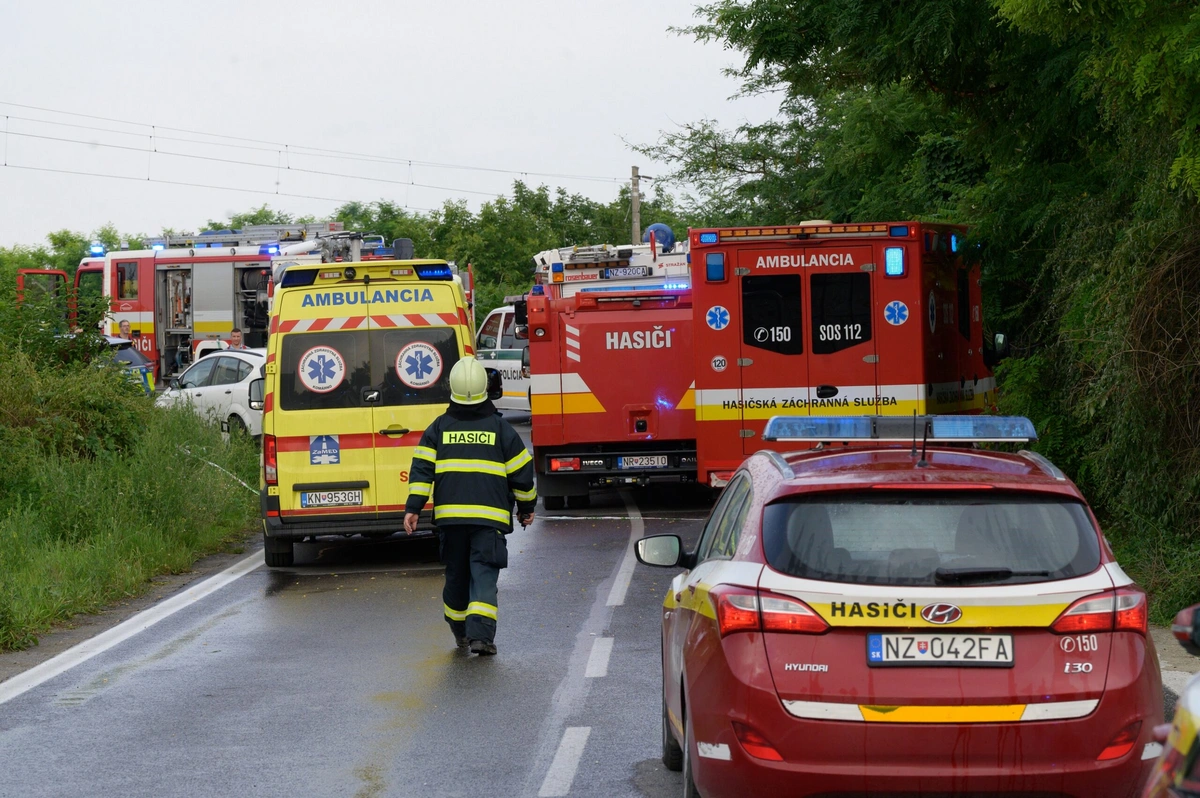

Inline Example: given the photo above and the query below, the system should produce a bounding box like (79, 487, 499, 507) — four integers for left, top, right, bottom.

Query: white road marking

(584, 637, 615, 678)
(0, 552, 262, 705)
(1162, 668, 1194, 697)
(605, 491, 643, 607)
(537, 726, 592, 797)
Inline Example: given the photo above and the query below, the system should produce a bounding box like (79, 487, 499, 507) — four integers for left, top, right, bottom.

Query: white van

(476, 304, 530, 412)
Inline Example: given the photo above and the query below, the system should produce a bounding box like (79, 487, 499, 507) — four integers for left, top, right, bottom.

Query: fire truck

(522, 231, 695, 509)
(688, 220, 1004, 487)
(21, 224, 358, 384)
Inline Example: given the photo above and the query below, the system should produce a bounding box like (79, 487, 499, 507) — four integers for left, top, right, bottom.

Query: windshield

(762, 492, 1101, 587)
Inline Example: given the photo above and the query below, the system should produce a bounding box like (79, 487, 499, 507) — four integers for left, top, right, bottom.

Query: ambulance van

(258, 260, 477, 567)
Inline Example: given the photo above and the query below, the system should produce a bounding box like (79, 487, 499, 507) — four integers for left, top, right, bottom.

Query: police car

(636, 415, 1163, 798)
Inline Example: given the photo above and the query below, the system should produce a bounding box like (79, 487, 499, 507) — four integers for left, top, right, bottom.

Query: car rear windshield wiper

(934, 566, 1052, 584)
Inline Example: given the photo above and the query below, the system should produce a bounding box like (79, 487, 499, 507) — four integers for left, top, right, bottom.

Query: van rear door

(805, 244, 878, 414)
(273, 290, 378, 522)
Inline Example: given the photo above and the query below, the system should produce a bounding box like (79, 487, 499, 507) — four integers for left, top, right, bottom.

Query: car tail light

(710, 586, 760, 636)
(263, 434, 278, 485)
(550, 457, 581, 472)
(1097, 721, 1142, 761)
(731, 721, 783, 761)
(1051, 588, 1147, 635)
(759, 592, 828, 634)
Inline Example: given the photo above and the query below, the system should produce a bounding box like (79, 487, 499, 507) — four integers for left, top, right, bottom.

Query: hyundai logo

(921, 603, 963, 625)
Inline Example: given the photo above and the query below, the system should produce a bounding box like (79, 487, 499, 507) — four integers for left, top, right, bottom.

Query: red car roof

(750, 446, 1085, 503)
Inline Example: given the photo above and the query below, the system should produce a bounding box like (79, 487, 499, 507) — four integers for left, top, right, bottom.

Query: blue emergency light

(762, 415, 1037, 443)
(699, 232, 719, 244)
(663, 281, 689, 290)
(551, 262, 564, 274)
(279, 267, 318, 288)
(151, 243, 165, 251)
(889, 226, 910, 237)
(259, 244, 280, 255)
(705, 252, 726, 282)
(414, 264, 453, 280)
(89, 241, 105, 255)
(884, 247, 905, 276)
(950, 234, 959, 253)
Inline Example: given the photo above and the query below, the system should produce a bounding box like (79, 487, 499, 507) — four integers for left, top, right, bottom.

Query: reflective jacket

(404, 401, 536, 532)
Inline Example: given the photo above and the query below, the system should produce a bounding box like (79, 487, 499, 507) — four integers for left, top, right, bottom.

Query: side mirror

(514, 325, 529, 340)
(168, 378, 181, 391)
(1172, 604, 1200, 656)
(485, 367, 503, 401)
(521, 345, 531, 378)
(514, 300, 528, 326)
(994, 332, 1010, 360)
(635, 535, 684, 568)
(480, 335, 498, 350)
(248, 378, 265, 411)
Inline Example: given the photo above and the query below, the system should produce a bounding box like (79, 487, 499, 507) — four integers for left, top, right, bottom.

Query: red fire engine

(688, 221, 1003, 487)
(523, 235, 694, 508)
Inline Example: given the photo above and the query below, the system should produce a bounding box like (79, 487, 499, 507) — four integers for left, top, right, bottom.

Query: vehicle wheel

(543, 495, 566, 511)
(567, 493, 591, 509)
(682, 701, 701, 798)
(662, 692, 683, 771)
(263, 533, 294, 568)
(227, 414, 247, 436)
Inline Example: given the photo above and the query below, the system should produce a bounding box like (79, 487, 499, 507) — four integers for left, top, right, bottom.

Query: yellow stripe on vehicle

(435, 459, 506, 477)
(433, 504, 512, 524)
(467, 601, 498, 620)
(809, 601, 1071, 628)
(513, 487, 537, 501)
(505, 449, 533, 473)
(444, 604, 468, 621)
(675, 385, 695, 411)
(859, 704, 1026, 724)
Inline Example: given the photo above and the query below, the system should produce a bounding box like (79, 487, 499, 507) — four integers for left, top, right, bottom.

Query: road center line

(0, 552, 262, 705)
(605, 491, 643, 607)
(537, 726, 592, 798)
(584, 637, 615, 678)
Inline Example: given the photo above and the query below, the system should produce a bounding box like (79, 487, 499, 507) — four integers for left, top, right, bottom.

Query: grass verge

(0, 407, 259, 651)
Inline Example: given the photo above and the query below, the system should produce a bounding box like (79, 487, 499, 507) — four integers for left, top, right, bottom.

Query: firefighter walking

(403, 356, 536, 656)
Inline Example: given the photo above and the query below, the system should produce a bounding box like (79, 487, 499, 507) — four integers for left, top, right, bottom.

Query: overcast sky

(0, 0, 779, 248)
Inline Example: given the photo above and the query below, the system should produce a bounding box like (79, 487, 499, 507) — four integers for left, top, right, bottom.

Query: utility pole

(631, 165, 641, 245)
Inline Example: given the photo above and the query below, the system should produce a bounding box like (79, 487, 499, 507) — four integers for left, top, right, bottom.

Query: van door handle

(816, 385, 839, 399)
(379, 428, 410, 436)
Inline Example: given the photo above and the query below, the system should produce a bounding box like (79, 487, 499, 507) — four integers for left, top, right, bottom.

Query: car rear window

(279, 329, 459, 411)
(111, 345, 150, 367)
(762, 493, 1101, 586)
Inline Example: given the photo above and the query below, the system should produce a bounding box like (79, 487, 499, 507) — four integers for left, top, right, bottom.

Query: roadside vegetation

(0, 290, 258, 651)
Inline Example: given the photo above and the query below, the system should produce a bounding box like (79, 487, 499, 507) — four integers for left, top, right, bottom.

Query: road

(0, 419, 714, 798)
(0, 417, 1195, 797)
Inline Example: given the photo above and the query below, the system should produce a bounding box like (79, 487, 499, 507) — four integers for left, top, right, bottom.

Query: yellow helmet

(449, 356, 488, 405)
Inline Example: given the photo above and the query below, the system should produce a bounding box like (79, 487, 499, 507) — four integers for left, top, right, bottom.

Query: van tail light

(759, 592, 828, 634)
(710, 587, 828, 637)
(732, 721, 783, 761)
(549, 457, 581, 472)
(264, 434, 278, 485)
(1051, 588, 1147, 635)
(1097, 721, 1142, 761)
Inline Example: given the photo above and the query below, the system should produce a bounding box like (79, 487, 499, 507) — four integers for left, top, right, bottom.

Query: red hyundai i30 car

(637, 416, 1163, 797)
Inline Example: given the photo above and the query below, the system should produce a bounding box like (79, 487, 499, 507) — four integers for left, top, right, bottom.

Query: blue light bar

(884, 247, 905, 276)
(89, 241, 106, 255)
(551, 262, 564, 273)
(259, 244, 280, 255)
(279, 268, 317, 288)
(151, 243, 165, 251)
(663, 281, 689, 290)
(889, 225, 909, 237)
(763, 415, 1037, 443)
(699, 232, 718, 244)
(950, 234, 959, 253)
(415, 264, 453, 280)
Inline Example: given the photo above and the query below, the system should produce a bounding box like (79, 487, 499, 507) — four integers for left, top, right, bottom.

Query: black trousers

(439, 525, 508, 643)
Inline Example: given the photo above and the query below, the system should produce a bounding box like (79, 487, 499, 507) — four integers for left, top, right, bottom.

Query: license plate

(603, 266, 650, 279)
(300, 490, 363, 508)
(867, 634, 1014, 667)
(617, 455, 669, 469)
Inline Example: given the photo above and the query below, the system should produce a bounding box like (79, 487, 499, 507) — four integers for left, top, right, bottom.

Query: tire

(263, 533, 294, 568)
(543, 495, 566, 511)
(567, 493, 591, 509)
(662, 691, 683, 771)
(682, 699, 701, 798)
(227, 414, 248, 436)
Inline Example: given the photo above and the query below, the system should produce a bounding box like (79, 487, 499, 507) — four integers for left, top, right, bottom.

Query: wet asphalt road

(0, 420, 713, 798)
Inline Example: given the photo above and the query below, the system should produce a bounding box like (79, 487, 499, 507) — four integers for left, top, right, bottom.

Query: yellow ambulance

(258, 260, 477, 567)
